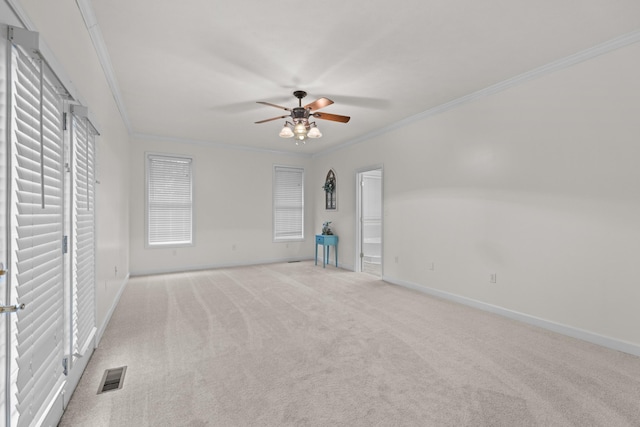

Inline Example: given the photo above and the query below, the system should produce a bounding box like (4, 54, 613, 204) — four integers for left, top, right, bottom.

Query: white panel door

(358, 169, 383, 276)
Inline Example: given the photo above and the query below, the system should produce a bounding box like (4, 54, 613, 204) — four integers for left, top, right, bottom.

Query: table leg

(335, 244, 338, 267)
(323, 245, 327, 268)
(315, 243, 318, 266)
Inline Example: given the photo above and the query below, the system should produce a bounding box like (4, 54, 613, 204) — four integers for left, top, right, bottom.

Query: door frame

(355, 165, 384, 275)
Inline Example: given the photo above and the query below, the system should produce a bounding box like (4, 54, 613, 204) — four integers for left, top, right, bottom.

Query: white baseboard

(40, 331, 96, 426)
(96, 273, 130, 345)
(62, 334, 95, 406)
(130, 257, 314, 277)
(338, 261, 355, 272)
(383, 276, 640, 358)
(36, 380, 64, 427)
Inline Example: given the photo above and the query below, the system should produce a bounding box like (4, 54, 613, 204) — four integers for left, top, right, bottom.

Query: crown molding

(314, 29, 640, 158)
(4, 0, 35, 31)
(131, 133, 313, 158)
(75, 0, 132, 132)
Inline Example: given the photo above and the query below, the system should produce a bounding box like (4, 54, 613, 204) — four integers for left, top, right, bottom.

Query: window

(273, 166, 304, 241)
(146, 154, 193, 246)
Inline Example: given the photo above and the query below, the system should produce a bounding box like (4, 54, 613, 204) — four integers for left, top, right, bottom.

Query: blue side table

(315, 234, 338, 268)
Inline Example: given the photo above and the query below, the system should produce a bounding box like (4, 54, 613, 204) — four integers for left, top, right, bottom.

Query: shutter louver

(273, 166, 304, 240)
(72, 113, 96, 357)
(147, 155, 193, 246)
(10, 45, 65, 427)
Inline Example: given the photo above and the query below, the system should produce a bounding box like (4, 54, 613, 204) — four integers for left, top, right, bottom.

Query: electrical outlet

(429, 262, 435, 271)
(395, 256, 399, 264)
(490, 273, 497, 284)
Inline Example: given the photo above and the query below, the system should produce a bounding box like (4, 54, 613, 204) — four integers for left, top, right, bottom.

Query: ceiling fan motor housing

(292, 107, 309, 120)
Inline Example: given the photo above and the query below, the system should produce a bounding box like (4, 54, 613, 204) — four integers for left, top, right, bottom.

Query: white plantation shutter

(273, 166, 304, 240)
(9, 45, 65, 427)
(146, 154, 193, 246)
(71, 111, 96, 357)
(0, 32, 7, 425)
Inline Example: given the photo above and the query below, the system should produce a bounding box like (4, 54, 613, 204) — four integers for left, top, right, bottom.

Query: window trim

(145, 152, 194, 248)
(273, 165, 305, 242)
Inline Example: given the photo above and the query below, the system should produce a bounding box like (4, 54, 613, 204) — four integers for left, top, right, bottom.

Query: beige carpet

(60, 262, 640, 426)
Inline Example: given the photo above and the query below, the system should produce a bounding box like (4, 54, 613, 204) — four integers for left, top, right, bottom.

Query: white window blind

(273, 166, 304, 241)
(147, 154, 193, 246)
(71, 111, 96, 358)
(9, 44, 65, 427)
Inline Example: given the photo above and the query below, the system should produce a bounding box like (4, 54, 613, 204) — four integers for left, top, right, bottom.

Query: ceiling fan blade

(321, 94, 391, 109)
(256, 101, 291, 111)
(312, 112, 351, 123)
(304, 97, 333, 111)
(255, 115, 289, 124)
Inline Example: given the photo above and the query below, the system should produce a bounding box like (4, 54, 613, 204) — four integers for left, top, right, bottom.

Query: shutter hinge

(63, 112, 67, 130)
(62, 236, 68, 254)
(62, 357, 68, 376)
(360, 253, 364, 258)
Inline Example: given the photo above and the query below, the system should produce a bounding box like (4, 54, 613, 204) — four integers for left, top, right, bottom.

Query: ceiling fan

(255, 90, 350, 144)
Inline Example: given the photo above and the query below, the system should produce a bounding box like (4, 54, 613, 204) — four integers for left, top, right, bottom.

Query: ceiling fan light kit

(256, 90, 350, 145)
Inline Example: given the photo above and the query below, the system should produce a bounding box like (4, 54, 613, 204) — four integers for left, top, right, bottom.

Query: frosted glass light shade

(293, 122, 307, 136)
(307, 127, 322, 138)
(279, 126, 294, 138)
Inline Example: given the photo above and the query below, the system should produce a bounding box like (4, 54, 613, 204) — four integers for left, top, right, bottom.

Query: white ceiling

(87, 0, 640, 155)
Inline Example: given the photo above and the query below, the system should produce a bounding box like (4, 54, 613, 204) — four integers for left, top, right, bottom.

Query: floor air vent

(98, 366, 127, 394)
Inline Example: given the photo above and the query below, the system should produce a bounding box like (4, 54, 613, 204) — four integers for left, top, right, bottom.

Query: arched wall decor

(323, 169, 337, 210)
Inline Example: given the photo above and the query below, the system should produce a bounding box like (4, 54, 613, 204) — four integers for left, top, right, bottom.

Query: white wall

(312, 42, 640, 350)
(16, 0, 131, 337)
(129, 137, 315, 275)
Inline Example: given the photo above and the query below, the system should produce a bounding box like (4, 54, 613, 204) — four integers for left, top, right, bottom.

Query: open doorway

(356, 168, 383, 277)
